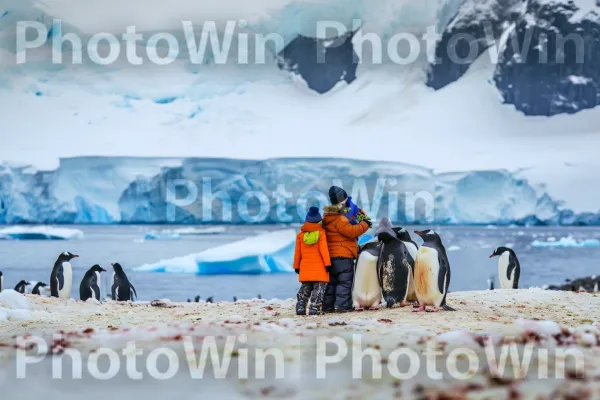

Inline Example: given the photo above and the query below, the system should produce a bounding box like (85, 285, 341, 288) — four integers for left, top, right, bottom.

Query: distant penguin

(593, 276, 599, 292)
(352, 241, 384, 310)
(233, 296, 237, 302)
(487, 277, 495, 290)
(50, 251, 78, 300)
(206, 296, 214, 303)
(14, 280, 30, 294)
(489, 247, 520, 289)
(194, 295, 200, 302)
(413, 229, 456, 312)
(392, 226, 419, 303)
(0, 271, 3, 293)
(80, 265, 106, 302)
(111, 263, 137, 301)
(373, 217, 412, 308)
(257, 294, 262, 300)
(31, 282, 48, 295)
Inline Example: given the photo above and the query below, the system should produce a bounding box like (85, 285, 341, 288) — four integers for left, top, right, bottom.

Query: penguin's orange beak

(489, 253, 496, 258)
(414, 231, 424, 237)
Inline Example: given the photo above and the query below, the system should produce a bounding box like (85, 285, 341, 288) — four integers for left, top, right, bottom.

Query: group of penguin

(352, 217, 522, 312)
(0, 251, 137, 302)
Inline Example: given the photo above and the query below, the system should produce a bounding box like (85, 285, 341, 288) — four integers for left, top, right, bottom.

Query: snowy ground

(1, 289, 600, 398)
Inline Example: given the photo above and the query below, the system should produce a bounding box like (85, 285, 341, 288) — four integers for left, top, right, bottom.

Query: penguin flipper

(130, 284, 138, 300)
(437, 251, 454, 310)
(57, 265, 64, 290)
(376, 242, 385, 289)
(441, 303, 456, 311)
(509, 252, 520, 289)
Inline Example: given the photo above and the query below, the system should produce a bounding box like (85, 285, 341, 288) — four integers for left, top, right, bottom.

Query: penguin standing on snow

(80, 265, 106, 301)
(50, 251, 78, 299)
(373, 217, 412, 308)
(0, 271, 3, 293)
(31, 282, 48, 295)
(111, 263, 137, 301)
(14, 280, 30, 294)
(352, 241, 384, 310)
(413, 229, 456, 312)
(489, 247, 520, 289)
(392, 226, 419, 304)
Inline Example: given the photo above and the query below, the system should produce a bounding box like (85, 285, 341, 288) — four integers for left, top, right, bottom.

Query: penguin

(14, 280, 30, 294)
(352, 241, 384, 310)
(593, 275, 599, 292)
(0, 271, 3, 293)
(489, 247, 520, 289)
(31, 282, 48, 295)
(111, 263, 137, 301)
(194, 295, 200, 302)
(373, 217, 412, 308)
(413, 229, 456, 312)
(392, 226, 419, 303)
(80, 265, 106, 302)
(50, 251, 79, 299)
(233, 296, 238, 302)
(487, 276, 495, 290)
(206, 296, 214, 303)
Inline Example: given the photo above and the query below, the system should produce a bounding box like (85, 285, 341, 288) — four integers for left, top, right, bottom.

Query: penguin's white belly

(498, 252, 513, 289)
(352, 252, 382, 308)
(59, 262, 73, 300)
(414, 247, 444, 307)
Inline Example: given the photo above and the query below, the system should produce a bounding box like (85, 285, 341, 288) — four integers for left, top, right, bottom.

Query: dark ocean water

(1, 225, 599, 302)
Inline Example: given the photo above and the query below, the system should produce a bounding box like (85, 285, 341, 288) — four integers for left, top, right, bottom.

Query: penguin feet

(426, 306, 439, 313)
(412, 303, 421, 308)
(399, 301, 409, 307)
(354, 306, 364, 311)
(369, 305, 381, 311)
(412, 305, 426, 312)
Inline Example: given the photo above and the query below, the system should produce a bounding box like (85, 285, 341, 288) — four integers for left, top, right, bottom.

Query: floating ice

(134, 229, 296, 274)
(0, 226, 84, 240)
(144, 232, 182, 240)
(531, 236, 600, 248)
(447, 245, 461, 251)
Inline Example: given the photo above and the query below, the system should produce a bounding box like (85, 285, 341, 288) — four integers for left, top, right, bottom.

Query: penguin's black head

(111, 263, 123, 272)
(91, 264, 107, 273)
(393, 227, 412, 242)
(414, 229, 441, 243)
(17, 280, 30, 286)
(59, 251, 79, 261)
(35, 282, 47, 288)
(489, 247, 511, 258)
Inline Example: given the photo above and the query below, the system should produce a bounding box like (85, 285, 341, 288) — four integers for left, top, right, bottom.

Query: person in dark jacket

(321, 186, 371, 312)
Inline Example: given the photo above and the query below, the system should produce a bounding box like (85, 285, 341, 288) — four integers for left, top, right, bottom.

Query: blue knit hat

(305, 206, 322, 223)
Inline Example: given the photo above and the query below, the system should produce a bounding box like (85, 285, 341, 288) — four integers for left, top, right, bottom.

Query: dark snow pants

(323, 257, 355, 312)
(296, 282, 327, 315)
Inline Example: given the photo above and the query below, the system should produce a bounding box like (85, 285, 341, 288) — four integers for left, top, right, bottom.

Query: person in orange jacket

(322, 186, 371, 312)
(293, 206, 331, 315)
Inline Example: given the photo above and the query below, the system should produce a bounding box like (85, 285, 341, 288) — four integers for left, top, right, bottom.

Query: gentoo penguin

(111, 263, 137, 301)
(373, 217, 412, 308)
(0, 271, 3, 292)
(50, 251, 79, 299)
(31, 282, 48, 295)
(487, 276, 495, 290)
(489, 247, 520, 289)
(352, 241, 384, 310)
(80, 265, 106, 302)
(413, 229, 456, 312)
(392, 226, 419, 303)
(14, 280, 30, 294)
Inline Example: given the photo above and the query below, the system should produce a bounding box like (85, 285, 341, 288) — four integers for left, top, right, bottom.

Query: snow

(133, 229, 296, 274)
(0, 289, 30, 310)
(531, 236, 600, 248)
(0, 226, 83, 240)
(567, 75, 593, 85)
(144, 227, 227, 239)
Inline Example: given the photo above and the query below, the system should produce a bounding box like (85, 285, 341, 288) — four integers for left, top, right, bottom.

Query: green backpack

(303, 231, 320, 245)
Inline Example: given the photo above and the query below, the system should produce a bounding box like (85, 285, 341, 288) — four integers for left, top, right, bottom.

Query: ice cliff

(0, 156, 597, 225)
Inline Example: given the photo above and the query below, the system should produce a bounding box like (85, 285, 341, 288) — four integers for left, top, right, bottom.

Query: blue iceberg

(144, 232, 182, 240)
(0, 226, 84, 240)
(358, 234, 374, 246)
(531, 236, 600, 248)
(134, 229, 296, 275)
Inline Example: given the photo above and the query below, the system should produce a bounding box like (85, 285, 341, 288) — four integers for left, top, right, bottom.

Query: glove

(295, 269, 299, 274)
(325, 265, 331, 271)
(363, 219, 373, 228)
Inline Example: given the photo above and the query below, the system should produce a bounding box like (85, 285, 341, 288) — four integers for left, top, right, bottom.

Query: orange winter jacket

(322, 205, 370, 259)
(293, 222, 331, 283)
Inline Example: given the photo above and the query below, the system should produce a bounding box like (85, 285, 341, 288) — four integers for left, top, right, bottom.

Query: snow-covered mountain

(0, 0, 599, 224)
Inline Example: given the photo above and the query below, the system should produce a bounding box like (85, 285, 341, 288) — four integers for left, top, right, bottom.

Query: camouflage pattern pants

(296, 282, 328, 315)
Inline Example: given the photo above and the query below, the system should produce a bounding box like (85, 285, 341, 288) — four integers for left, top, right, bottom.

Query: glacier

(0, 156, 598, 225)
(134, 229, 296, 274)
